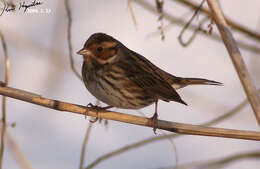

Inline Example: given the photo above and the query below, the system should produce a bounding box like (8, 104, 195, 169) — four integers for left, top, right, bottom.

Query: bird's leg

(86, 103, 113, 123)
(150, 100, 158, 134)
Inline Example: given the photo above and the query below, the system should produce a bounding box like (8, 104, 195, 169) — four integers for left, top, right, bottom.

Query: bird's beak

(77, 48, 92, 56)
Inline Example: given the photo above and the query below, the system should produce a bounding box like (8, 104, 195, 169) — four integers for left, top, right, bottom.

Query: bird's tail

(171, 77, 223, 90)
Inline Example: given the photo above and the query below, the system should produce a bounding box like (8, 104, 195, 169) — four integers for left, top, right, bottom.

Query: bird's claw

(85, 103, 100, 122)
(85, 103, 113, 123)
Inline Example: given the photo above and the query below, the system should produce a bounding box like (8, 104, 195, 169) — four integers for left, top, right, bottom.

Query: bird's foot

(85, 103, 113, 123)
(150, 113, 158, 134)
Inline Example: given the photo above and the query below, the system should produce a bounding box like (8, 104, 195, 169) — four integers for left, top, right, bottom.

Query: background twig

(128, 0, 138, 30)
(0, 31, 9, 169)
(134, 0, 260, 54)
(206, 0, 260, 125)
(79, 100, 100, 169)
(5, 130, 34, 169)
(172, 0, 260, 42)
(159, 150, 260, 169)
(64, 0, 82, 80)
(178, 0, 206, 47)
(79, 123, 93, 169)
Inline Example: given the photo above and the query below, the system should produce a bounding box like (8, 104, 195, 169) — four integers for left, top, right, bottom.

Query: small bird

(77, 33, 222, 133)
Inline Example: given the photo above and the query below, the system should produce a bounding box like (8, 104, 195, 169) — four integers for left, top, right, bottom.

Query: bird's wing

(117, 47, 187, 105)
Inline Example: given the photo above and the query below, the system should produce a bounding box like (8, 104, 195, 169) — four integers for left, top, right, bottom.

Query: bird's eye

(97, 46, 103, 52)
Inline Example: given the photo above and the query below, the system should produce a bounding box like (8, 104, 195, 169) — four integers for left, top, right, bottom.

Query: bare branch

(5, 130, 34, 169)
(134, 0, 260, 54)
(159, 150, 260, 169)
(0, 83, 260, 141)
(173, 0, 260, 42)
(79, 100, 100, 169)
(155, 0, 165, 40)
(64, 0, 82, 81)
(0, 30, 9, 169)
(79, 123, 93, 169)
(128, 0, 138, 30)
(178, 0, 206, 46)
(206, 0, 260, 125)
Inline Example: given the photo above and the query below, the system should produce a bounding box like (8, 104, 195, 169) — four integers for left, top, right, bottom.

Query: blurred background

(0, 0, 260, 169)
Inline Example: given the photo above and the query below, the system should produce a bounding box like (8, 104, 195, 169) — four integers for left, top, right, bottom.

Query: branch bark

(206, 0, 260, 125)
(0, 82, 260, 141)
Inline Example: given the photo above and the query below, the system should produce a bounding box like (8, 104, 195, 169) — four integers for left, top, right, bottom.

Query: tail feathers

(183, 78, 223, 86)
(179, 98, 188, 106)
(171, 77, 223, 89)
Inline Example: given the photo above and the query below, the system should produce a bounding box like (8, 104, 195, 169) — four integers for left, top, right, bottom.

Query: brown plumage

(77, 33, 222, 133)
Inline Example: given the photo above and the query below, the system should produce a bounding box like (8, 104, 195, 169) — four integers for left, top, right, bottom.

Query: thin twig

(84, 89, 260, 169)
(1, 84, 260, 141)
(158, 150, 260, 169)
(86, 135, 181, 169)
(79, 122, 93, 169)
(79, 100, 100, 169)
(5, 130, 34, 169)
(179, 16, 209, 47)
(155, 0, 165, 40)
(206, 0, 260, 125)
(0, 28, 31, 169)
(137, 110, 178, 167)
(201, 89, 260, 126)
(128, 0, 138, 30)
(178, 0, 206, 47)
(64, 0, 82, 81)
(64, 2, 98, 167)
(0, 31, 9, 169)
(172, 0, 260, 42)
(134, 0, 260, 54)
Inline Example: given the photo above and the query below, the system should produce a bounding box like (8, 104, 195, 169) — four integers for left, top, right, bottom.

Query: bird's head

(77, 33, 120, 65)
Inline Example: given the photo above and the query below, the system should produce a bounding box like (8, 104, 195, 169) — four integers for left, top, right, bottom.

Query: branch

(79, 123, 93, 169)
(0, 83, 260, 141)
(162, 150, 260, 169)
(178, 0, 207, 47)
(0, 30, 9, 169)
(128, 0, 138, 30)
(173, 0, 260, 42)
(5, 130, 34, 169)
(84, 89, 260, 169)
(134, 0, 260, 54)
(206, 0, 260, 125)
(64, 0, 82, 81)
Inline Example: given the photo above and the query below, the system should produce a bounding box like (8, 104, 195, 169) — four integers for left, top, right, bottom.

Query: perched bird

(77, 33, 222, 133)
